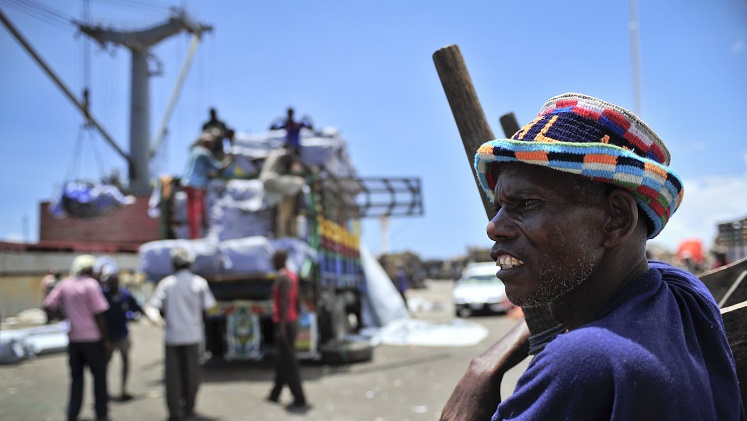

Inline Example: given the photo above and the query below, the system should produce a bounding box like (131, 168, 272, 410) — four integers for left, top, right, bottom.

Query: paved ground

(0, 280, 529, 421)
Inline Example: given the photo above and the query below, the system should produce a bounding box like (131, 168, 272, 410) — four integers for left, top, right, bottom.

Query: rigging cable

(82, 0, 91, 105)
(151, 129, 169, 179)
(89, 0, 171, 14)
(65, 125, 86, 182)
(88, 121, 106, 179)
(80, 0, 106, 181)
(3, 0, 74, 29)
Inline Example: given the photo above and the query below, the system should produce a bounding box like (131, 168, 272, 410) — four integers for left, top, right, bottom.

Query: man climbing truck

(139, 123, 422, 364)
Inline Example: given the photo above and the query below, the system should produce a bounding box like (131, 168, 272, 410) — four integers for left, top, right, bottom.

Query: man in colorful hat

(44, 254, 110, 421)
(441, 93, 743, 420)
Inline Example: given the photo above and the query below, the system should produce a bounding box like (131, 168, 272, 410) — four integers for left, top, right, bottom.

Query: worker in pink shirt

(44, 254, 111, 421)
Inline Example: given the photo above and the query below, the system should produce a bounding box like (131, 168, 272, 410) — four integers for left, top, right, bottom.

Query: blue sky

(1, 0, 746, 260)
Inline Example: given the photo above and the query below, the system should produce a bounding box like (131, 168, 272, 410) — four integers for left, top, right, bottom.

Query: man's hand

(143, 305, 164, 327)
(440, 319, 531, 421)
(102, 339, 112, 354)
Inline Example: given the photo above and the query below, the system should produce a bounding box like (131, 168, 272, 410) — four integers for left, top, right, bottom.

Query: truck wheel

(320, 339, 373, 365)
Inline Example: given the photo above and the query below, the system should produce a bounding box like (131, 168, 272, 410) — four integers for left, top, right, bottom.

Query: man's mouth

(497, 255, 524, 270)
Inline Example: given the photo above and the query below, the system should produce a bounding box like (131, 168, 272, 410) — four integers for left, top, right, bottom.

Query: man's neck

(550, 256, 649, 331)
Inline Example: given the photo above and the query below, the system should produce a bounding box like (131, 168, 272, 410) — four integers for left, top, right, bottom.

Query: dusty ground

(0, 280, 529, 421)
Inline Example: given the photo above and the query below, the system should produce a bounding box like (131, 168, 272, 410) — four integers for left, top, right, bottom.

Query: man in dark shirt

(102, 273, 145, 401)
(202, 107, 228, 137)
(270, 107, 313, 157)
(440, 93, 743, 420)
(202, 107, 234, 160)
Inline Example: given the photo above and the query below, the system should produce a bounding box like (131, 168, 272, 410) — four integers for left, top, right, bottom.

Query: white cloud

(729, 40, 745, 54)
(691, 141, 708, 151)
(650, 172, 747, 252)
(2, 233, 23, 243)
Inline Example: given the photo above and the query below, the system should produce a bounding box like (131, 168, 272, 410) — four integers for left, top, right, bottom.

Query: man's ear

(602, 189, 639, 248)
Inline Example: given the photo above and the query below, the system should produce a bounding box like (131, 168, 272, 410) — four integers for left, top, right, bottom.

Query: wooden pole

(432, 44, 496, 221)
(499, 112, 521, 138)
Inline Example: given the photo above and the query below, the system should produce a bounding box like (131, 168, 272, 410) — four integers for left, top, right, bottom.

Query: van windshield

(459, 275, 501, 285)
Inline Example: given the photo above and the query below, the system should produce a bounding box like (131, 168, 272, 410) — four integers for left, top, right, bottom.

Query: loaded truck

(138, 126, 422, 363)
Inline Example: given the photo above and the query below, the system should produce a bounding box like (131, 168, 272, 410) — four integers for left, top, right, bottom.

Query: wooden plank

(432, 44, 496, 221)
(718, 271, 747, 308)
(499, 112, 521, 138)
(721, 300, 747, 410)
(699, 257, 747, 304)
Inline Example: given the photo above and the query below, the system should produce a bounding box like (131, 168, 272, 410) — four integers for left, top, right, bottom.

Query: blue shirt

(183, 146, 222, 189)
(271, 119, 311, 149)
(103, 286, 143, 341)
(494, 261, 744, 420)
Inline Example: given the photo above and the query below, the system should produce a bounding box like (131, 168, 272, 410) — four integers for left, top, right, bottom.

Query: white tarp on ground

(366, 318, 488, 347)
(358, 245, 488, 347)
(0, 320, 69, 364)
(359, 245, 409, 328)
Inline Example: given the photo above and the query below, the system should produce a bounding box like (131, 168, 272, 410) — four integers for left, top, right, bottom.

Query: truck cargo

(140, 126, 422, 363)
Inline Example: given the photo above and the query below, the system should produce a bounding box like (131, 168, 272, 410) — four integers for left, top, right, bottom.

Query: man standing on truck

(147, 247, 216, 421)
(440, 93, 743, 420)
(270, 107, 313, 158)
(182, 132, 233, 239)
(259, 148, 306, 238)
(201, 107, 228, 139)
(267, 249, 309, 410)
(44, 254, 110, 421)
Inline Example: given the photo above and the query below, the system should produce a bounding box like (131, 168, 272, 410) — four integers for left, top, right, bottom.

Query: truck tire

(319, 339, 373, 365)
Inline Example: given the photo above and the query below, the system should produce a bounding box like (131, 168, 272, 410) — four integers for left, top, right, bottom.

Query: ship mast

(78, 9, 212, 193)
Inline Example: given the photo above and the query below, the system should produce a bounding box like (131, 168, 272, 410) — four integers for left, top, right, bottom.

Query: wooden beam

(700, 257, 747, 305)
(432, 44, 496, 221)
(499, 112, 521, 138)
(721, 300, 747, 411)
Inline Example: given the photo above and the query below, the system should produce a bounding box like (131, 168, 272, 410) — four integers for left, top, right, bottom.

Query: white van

(452, 262, 513, 317)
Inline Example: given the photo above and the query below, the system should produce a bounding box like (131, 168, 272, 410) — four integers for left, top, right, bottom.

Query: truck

(139, 126, 423, 363)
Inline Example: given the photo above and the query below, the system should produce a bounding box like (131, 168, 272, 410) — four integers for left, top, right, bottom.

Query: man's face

(487, 162, 607, 307)
(106, 275, 120, 290)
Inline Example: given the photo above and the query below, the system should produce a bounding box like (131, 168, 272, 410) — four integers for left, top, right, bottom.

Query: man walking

(148, 247, 216, 421)
(44, 254, 110, 421)
(266, 249, 309, 410)
(102, 271, 148, 401)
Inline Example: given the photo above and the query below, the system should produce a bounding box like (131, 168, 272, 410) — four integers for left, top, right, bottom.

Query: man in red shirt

(266, 249, 309, 410)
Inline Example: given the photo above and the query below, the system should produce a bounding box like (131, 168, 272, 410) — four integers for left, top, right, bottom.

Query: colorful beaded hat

(474, 93, 683, 239)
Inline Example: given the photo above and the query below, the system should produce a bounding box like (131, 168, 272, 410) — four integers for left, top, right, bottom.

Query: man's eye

(521, 199, 538, 207)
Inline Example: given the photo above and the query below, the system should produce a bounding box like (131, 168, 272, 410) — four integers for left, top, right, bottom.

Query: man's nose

(486, 208, 515, 242)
